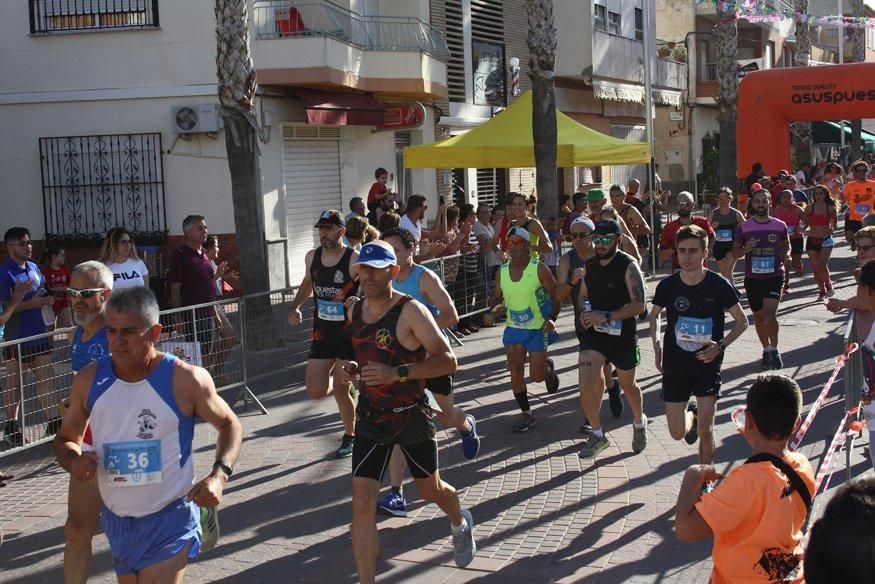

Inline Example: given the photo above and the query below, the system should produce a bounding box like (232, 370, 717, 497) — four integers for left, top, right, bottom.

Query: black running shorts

(309, 334, 355, 361)
(351, 434, 438, 481)
(743, 276, 784, 313)
(662, 371, 722, 403)
(426, 375, 453, 396)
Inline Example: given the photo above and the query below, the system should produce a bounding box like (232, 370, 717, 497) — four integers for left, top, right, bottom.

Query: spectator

(168, 215, 217, 362)
(377, 210, 401, 234)
(366, 167, 390, 213)
(804, 475, 875, 584)
(1, 227, 57, 446)
(542, 216, 562, 276)
(400, 194, 445, 244)
(99, 227, 149, 290)
(563, 191, 588, 237)
(344, 216, 370, 250)
(795, 162, 811, 189)
(0, 278, 35, 447)
(675, 374, 814, 584)
(457, 204, 482, 332)
(559, 194, 572, 217)
(203, 235, 238, 382)
(347, 196, 366, 223)
(41, 244, 72, 328)
(852, 259, 875, 471)
(473, 203, 500, 310)
(642, 165, 663, 202)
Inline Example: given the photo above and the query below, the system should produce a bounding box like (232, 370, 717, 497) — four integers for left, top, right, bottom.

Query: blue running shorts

(101, 497, 202, 576)
(503, 326, 555, 353)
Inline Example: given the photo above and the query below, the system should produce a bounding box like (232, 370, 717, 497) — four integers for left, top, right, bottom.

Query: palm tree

(850, 0, 865, 161)
(526, 0, 558, 220)
(793, 0, 812, 167)
(715, 0, 738, 190)
(215, 0, 270, 297)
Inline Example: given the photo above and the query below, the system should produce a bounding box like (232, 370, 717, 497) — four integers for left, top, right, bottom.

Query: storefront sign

(472, 40, 506, 107)
(376, 103, 426, 132)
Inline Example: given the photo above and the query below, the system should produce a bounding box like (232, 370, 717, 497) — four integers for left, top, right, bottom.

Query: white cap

(507, 226, 531, 241)
(570, 216, 595, 232)
(676, 191, 694, 204)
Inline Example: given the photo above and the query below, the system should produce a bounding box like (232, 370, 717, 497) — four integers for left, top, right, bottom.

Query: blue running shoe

(377, 490, 407, 518)
(461, 414, 481, 460)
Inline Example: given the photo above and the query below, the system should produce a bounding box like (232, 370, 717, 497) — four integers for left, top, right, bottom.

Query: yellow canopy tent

(403, 90, 651, 168)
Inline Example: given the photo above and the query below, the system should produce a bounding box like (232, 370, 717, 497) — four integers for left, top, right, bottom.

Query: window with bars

(634, 8, 643, 41)
(607, 10, 621, 35)
(40, 133, 167, 244)
(29, 0, 160, 34)
(444, 0, 466, 103)
(594, 4, 607, 31)
(476, 168, 507, 210)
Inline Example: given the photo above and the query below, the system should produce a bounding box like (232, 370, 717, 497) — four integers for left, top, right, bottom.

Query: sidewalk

(0, 244, 870, 583)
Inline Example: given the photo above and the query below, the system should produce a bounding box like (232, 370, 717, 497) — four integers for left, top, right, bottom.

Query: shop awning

(812, 121, 875, 148)
(403, 91, 650, 168)
(296, 89, 385, 126)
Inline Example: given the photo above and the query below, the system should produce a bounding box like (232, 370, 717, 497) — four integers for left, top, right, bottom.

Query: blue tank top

(393, 265, 439, 317)
(71, 326, 109, 373)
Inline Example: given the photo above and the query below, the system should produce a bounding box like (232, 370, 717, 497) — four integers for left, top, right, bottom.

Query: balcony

(29, 0, 160, 34)
(588, 31, 684, 104)
(252, 0, 449, 100)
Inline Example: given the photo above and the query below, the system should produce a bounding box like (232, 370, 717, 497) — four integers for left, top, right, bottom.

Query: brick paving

(0, 244, 871, 583)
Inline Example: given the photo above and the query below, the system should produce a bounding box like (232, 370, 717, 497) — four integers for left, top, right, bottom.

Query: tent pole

(643, 0, 657, 277)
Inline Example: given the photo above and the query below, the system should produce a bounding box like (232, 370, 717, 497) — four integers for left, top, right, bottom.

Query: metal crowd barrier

(842, 309, 864, 480)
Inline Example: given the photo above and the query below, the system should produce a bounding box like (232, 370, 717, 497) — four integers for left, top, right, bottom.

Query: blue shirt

(0, 258, 46, 345)
(71, 326, 109, 372)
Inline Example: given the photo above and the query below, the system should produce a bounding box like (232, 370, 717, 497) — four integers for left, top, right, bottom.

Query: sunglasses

(571, 232, 591, 239)
(506, 239, 528, 247)
(592, 235, 615, 245)
(66, 288, 107, 298)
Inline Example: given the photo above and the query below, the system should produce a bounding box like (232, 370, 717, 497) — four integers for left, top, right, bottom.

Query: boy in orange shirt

(674, 374, 815, 583)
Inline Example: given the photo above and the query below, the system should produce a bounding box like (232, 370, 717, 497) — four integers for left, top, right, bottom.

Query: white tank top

(87, 353, 195, 518)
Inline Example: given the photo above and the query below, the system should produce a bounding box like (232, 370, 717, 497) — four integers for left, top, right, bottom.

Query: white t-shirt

(106, 258, 149, 289)
(472, 220, 498, 266)
(795, 170, 808, 187)
(399, 214, 422, 241)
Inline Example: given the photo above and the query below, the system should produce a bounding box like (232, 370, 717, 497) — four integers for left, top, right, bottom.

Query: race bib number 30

(751, 256, 775, 274)
(103, 440, 162, 487)
(316, 299, 345, 321)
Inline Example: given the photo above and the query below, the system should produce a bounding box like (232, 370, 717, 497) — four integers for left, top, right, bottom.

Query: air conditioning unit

(172, 104, 221, 134)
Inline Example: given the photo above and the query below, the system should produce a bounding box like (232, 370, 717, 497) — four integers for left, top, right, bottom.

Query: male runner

(340, 241, 475, 582)
(63, 261, 113, 584)
(733, 189, 791, 370)
(650, 226, 748, 488)
(288, 210, 359, 457)
(659, 192, 715, 272)
(374, 227, 481, 517)
(556, 217, 624, 426)
(844, 160, 875, 251)
(55, 286, 242, 583)
(576, 220, 648, 458)
(491, 227, 559, 433)
(772, 189, 805, 293)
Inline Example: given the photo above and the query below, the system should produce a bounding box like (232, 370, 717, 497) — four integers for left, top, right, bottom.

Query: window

(869, 28, 875, 51)
(608, 10, 621, 35)
(594, 4, 606, 31)
(29, 0, 159, 34)
(472, 40, 507, 106)
(634, 8, 643, 41)
(40, 133, 167, 243)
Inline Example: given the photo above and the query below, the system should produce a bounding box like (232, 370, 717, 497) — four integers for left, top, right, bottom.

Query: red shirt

(659, 217, 715, 269)
(43, 265, 71, 312)
(367, 182, 387, 206)
(167, 245, 216, 309)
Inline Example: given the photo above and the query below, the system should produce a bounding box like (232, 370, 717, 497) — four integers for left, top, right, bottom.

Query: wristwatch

(213, 460, 234, 478)
(604, 313, 613, 325)
(397, 365, 410, 383)
(717, 339, 727, 352)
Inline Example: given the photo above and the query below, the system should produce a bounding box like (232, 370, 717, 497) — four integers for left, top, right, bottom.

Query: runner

(802, 185, 839, 300)
(340, 241, 475, 582)
(609, 184, 652, 258)
(374, 227, 481, 518)
(500, 192, 553, 254)
(491, 227, 560, 432)
(555, 217, 625, 428)
(288, 210, 359, 458)
(733, 189, 791, 370)
(843, 160, 875, 251)
(772, 189, 805, 294)
(709, 187, 745, 281)
(576, 220, 648, 457)
(650, 225, 748, 489)
(54, 286, 243, 583)
(62, 261, 113, 584)
(659, 192, 715, 273)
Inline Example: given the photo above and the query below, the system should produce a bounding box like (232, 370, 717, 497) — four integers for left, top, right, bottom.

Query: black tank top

(310, 247, 356, 340)
(350, 295, 432, 443)
(583, 251, 637, 341)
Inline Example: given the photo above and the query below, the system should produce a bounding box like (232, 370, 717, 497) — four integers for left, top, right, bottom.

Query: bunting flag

(693, 0, 875, 28)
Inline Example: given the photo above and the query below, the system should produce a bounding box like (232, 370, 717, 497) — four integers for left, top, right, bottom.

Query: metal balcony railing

(29, 0, 160, 34)
(252, 0, 450, 62)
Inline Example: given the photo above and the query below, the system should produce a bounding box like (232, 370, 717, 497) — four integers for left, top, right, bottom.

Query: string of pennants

(694, 0, 875, 28)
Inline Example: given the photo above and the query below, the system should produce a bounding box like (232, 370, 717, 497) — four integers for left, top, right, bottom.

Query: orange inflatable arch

(736, 61, 875, 179)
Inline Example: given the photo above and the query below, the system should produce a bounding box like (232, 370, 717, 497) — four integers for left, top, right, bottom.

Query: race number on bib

(857, 203, 871, 216)
(316, 299, 345, 321)
(510, 307, 535, 327)
(751, 256, 775, 274)
(787, 225, 796, 235)
(103, 440, 162, 487)
(715, 229, 733, 243)
(676, 316, 713, 346)
(593, 314, 622, 336)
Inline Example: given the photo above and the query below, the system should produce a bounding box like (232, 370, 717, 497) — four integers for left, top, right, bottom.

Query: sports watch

(213, 460, 234, 478)
(397, 365, 410, 383)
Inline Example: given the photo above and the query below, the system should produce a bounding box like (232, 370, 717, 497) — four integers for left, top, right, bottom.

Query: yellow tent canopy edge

(403, 91, 651, 169)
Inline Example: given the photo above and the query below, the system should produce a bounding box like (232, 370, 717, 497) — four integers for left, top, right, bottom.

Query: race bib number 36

(316, 299, 345, 321)
(103, 440, 162, 487)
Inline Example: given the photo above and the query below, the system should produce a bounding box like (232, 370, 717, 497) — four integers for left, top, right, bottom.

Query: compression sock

(514, 391, 530, 412)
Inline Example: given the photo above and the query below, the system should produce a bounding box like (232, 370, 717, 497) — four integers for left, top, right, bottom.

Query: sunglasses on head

(592, 235, 615, 245)
(66, 288, 106, 298)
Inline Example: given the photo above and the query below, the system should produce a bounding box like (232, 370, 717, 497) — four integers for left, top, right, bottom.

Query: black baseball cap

(314, 210, 345, 228)
(593, 219, 622, 236)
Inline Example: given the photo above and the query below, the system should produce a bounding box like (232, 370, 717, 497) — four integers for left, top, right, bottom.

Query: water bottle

(583, 298, 592, 312)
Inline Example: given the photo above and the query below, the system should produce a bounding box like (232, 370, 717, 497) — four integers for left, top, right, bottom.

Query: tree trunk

(715, 2, 738, 191)
(850, 0, 865, 162)
(793, 0, 812, 166)
(526, 0, 558, 221)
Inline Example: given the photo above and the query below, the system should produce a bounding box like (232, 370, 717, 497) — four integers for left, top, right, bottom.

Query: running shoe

(701, 481, 715, 495)
(684, 402, 699, 445)
(199, 506, 220, 553)
(3, 419, 23, 448)
(607, 382, 624, 418)
(545, 358, 559, 394)
(45, 416, 63, 437)
(579, 418, 592, 435)
(825, 285, 835, 298)
(336, 434, 354, 459)
(760, 351, 771, 371)
(632, 416, 648, 453)
(453, 509, 476, 567)
(512, 412, 536, 433)
(461, 414, 481, 460)
(771, 350, 784, 370)
(377, 490, 408, 517)
(578, 432, 609, 458)
(782, 286, 790, 295)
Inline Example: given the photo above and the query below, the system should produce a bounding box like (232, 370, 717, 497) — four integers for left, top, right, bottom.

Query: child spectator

(41, 244, 72, 328)
(675, 374, 814, 584)
(366, 167, 390, 213)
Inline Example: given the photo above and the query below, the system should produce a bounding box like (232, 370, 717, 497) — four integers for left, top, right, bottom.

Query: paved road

(0, 244, 870, 583)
